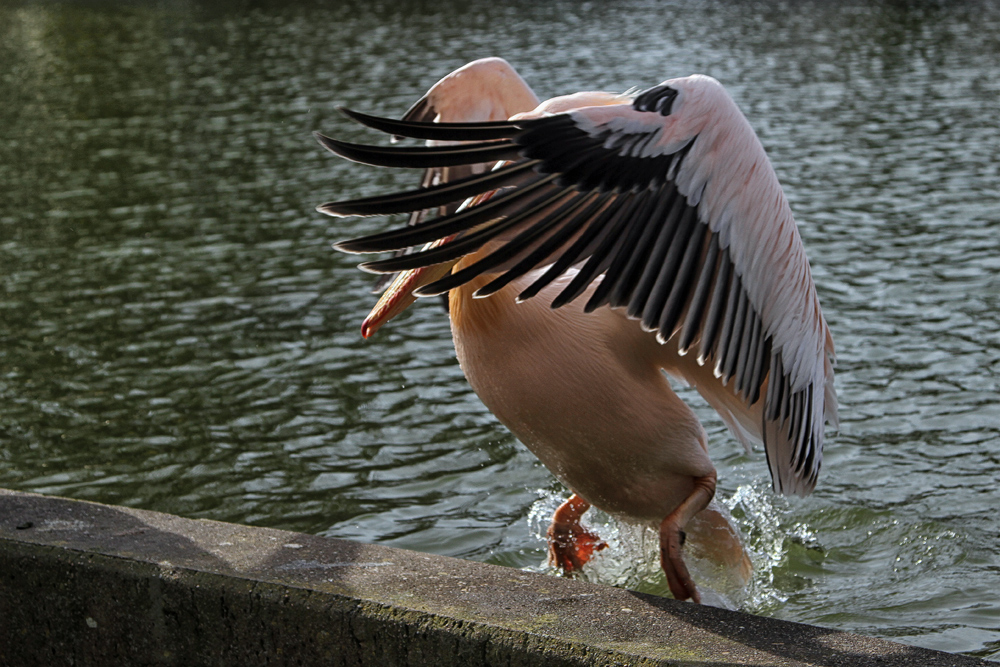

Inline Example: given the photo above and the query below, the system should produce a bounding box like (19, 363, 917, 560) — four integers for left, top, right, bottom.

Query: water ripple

(1, 0, 998, 659)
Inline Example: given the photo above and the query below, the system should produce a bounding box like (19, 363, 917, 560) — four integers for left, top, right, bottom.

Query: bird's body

(452, 255, 712, 522)
(451, 249, 754, 588)
(316, 58, 836, 602)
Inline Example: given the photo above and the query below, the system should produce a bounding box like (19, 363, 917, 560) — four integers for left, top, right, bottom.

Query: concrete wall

(0, 488, 988, 666)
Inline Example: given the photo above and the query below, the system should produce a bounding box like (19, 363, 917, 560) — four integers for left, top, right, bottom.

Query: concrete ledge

(0, 489, 987, 666)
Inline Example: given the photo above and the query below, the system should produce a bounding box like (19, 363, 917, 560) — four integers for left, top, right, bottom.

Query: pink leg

(659, 471, 717, 603)
(547, 493, 607, 573)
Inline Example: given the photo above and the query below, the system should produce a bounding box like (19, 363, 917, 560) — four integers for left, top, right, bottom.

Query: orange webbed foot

(548, 522, 607, 572)
(546, 493, 607, 573)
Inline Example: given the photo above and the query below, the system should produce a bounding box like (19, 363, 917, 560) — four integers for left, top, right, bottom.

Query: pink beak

(360, 235, 459, 338)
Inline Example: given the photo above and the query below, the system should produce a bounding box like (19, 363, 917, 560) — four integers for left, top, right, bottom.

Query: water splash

(526, 489, 670, 595)
(724, 483, 822, 612)
(525, 482, 819, 611)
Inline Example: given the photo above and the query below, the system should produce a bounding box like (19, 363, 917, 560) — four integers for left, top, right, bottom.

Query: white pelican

(316, 58, 837, 603)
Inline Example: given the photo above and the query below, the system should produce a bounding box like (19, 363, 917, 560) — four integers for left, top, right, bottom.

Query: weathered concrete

(0, 488, 987, 666)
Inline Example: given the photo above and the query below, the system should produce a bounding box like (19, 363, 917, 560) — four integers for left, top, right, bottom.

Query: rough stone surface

(0, 488, 988, 666)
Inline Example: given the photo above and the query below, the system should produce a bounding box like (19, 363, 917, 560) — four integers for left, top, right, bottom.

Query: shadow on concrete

(0, 488, 381, 583)
(0, 491, 236, 570)
(628, 590, 980, 667)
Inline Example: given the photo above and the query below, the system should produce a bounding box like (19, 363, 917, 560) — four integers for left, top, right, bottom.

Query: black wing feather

(315, 133, 523, 169)
(323, 160, 541, 221)
(358, 180, 564, 274)
(517, 195, 626, 302)
(585, 190, 659, 312)
(678, 233, 720, 353)
(338, 106, 526, 141)
(473, 192, 609, 298)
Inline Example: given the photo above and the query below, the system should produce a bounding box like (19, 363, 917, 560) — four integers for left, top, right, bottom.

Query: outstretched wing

(317, 74, 836, 497)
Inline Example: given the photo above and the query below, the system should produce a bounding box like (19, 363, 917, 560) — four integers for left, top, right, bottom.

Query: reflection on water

(1, 0, 998, 659)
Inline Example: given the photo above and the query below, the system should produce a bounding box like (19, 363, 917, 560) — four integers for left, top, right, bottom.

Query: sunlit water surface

(1, 0, 998, 659)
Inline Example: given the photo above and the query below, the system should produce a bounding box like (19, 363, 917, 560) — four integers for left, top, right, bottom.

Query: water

(1, 0, 998, 659)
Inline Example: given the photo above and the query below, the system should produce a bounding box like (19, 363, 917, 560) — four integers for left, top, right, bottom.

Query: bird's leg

(659, 471, 717, 604)
(547, 493, 607, 573)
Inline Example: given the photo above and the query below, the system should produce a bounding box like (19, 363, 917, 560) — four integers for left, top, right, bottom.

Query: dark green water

(1, 0, 998, 659)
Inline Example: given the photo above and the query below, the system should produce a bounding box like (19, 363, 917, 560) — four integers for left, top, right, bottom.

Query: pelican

(315, 58, 837, 603)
